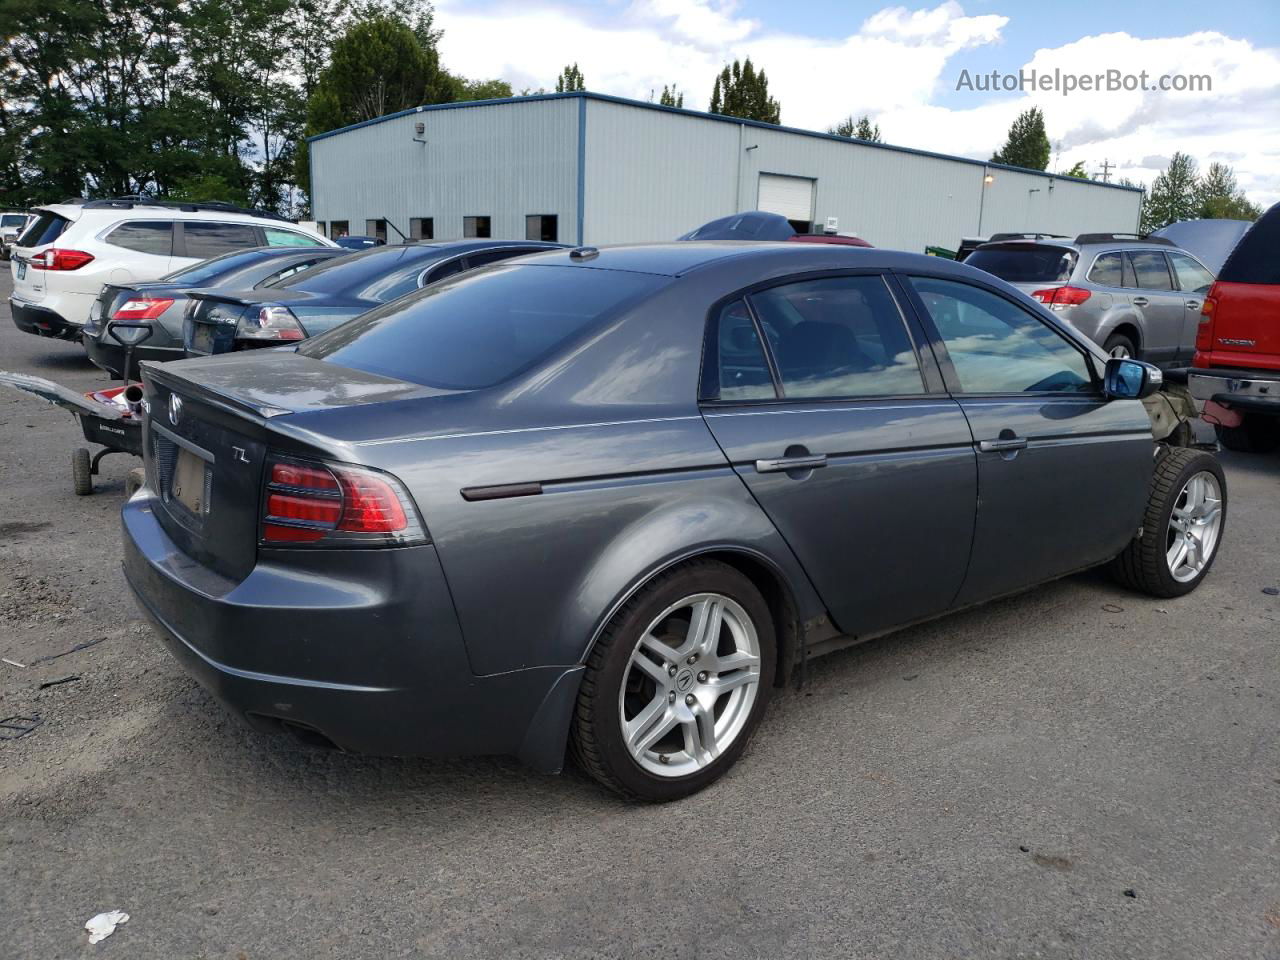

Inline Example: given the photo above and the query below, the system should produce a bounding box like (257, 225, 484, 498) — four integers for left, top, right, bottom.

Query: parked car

(182, 239, 563, 356)
(1, 211, 32, 260)
(680, 211, 872, 246)
(334, 235, 383, 250)
(1152, 219, 1252, 275)
(8, 197, 333, 340)
(83, 246, 348, 379)
(964, 232, 1216, 365)
(124, 242, 1223, 801)
(1188, 203, 1280, 452)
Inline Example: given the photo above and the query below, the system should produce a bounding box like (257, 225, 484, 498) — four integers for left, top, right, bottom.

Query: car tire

(571, 558, 776, 802)
(72, 447, 92, 496)
(1215, 415, 1279, 454)
(1109, 448, 1226, 598)
(1103, 332, 1138, 360)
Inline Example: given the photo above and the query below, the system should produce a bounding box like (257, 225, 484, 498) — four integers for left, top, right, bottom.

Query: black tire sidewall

(586, 562, 776, 802)
(1103, 332, 1137, 359)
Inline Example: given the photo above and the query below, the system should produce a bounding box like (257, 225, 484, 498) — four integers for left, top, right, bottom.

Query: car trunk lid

(139, 353, 435, 580)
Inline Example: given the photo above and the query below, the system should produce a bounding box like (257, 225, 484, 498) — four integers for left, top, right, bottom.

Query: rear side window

(1087, 252, 1126, 287)
(18, 211, 70, 247)
(1217, 206, 1280, 285)
(300, 265, 665, 390)
(1129, 251, 1173, 290)
(704, 299, 775, 402)
(749, 276, 925, 398)
(908, 276, 1094, 394)
(105, 221, 173, 256)
(1168, 252, 1215, 294)
(184, 221, 260, 259)
(264, 227, 325, 248)
(964, 245, 1077, 283)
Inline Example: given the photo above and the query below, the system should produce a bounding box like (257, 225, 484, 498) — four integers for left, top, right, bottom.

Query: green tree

(1063, 160, 1089, 179)
(1194, 162, 1261, 220)
(453, 77, 513, 101)
(658, 84, 683, 107)
(829, 114, 880, 141)
(1142, 152, 1199, 232)
(555, 63, 585, 92)
(709, 58, 779, 124)
(991, 107, 1050, 171)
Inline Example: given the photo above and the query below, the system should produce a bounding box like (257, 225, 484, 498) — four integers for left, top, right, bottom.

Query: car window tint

(299, 265, 666, 390)
(105, 221, 172, 256)
(1087, 252, 1125, 287)
(264, 227, 326, 248)
(184, 221, 260, 259)
(268, 245, 433, 294)
(467, 247, 532, 268)
(253, 257, 327, 287)
(17, 211, 69, 246)
(163, 249, 268, 283)
(1218, 205, 1280, 284)
(424, 258, 467, 285)
(908, 276, 1095, 394)
(358, 262, 432, 302)
(1129, 251, 1173, 290)
(1167, 252, 1215, 294)
(964, 245, 1077, 283)
(706, 300, 775, 401)
(748, 276, 925, 398)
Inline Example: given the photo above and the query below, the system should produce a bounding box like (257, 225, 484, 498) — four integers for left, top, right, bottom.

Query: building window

(464, 216, 491, 239)
(314, 221, 327, 238)
(410, 217, 434, 241)
(525, 214, 558, 242)
(366, 219, 387, 243)
(331, 219, 350, 238)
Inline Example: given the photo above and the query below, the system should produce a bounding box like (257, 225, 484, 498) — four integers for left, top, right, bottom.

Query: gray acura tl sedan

(122, 243, 1227, 801)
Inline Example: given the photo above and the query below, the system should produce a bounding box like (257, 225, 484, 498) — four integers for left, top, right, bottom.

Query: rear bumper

(1188, 370, 1280, 415)
(122, 492, 582, 771)
(9, 298, 80, 339)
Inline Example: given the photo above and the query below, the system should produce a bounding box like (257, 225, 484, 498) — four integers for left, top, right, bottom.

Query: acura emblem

(168, 394, 183, 426)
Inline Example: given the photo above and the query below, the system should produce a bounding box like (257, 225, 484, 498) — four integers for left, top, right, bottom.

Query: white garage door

(758, 174, 815, 223)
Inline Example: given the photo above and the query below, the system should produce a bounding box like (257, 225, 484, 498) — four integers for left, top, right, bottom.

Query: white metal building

(308, 92, 1143, 252)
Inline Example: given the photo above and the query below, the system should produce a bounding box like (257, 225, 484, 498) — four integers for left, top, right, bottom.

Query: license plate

(16, 259, 26, 280)
(172, 448, 208, 517)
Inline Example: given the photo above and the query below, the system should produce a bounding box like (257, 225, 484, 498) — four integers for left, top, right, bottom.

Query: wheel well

(1108, 322, 1142, 350)
(698, 550, 802, 688)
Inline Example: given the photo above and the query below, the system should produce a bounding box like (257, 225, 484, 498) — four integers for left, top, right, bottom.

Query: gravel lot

(1, 270, 1278, 959)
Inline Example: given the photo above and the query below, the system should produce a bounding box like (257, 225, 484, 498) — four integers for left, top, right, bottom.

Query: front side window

(1129, 251, 1173, 290)
(264, 227, 325, 248)
(525, 214, 558, 242)
(1167, 252, 1215, 294)
(748, 275, 925, 399)
(464, 216, 491, 239)
(184, 221, 259, 259)
(106, 221, 173, 256)
(704, 299, 775, 402)
(908, 276, 1095, 394)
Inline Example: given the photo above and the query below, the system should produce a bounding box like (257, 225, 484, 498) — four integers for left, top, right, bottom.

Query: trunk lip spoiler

(140, 361, 292, 421)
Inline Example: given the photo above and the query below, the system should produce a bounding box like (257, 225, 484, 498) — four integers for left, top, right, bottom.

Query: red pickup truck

(1189, 203, 1280, 452)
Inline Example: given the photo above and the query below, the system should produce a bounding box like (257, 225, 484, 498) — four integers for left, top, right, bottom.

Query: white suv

(9, 198, 333, 339)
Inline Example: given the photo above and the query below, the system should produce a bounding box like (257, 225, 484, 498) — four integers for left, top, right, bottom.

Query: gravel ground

(1, 271, 1278, 959)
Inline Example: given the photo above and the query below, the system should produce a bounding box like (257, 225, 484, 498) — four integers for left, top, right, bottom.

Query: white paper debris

(85, 910, 129, 944)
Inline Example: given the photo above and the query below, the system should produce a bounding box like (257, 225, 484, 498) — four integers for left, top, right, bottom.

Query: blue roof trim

(307, 91, 1143, 194)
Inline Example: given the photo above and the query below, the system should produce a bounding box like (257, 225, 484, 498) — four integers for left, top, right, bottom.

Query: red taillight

(1195, 288, 1219, 355)
(261, 458, 422, 545)
(1031, 285, 1091, 307)
(29, 248, 95, 271)
(112, 297, 175, 320)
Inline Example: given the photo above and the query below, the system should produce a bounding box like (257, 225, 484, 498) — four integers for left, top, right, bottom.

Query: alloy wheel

(618, 593, 762, 778)
(1166, 471, 1223, 582)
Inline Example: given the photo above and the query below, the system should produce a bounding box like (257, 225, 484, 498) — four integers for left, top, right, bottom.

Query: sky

(433, 0, 1280, 206)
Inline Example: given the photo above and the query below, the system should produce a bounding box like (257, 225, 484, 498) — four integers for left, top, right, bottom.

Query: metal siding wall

(583, 100, 739, 244)
(310, 99, 578, 243)
(976, 168, 1142, 240)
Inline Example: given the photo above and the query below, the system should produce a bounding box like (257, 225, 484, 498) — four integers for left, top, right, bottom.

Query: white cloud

(434, 1, 1279, 206)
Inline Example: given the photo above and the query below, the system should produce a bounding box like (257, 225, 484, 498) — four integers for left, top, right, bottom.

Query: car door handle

(1185, 299, 1201, 309)
(1131, 296, 1149, 307)
(755, 454, 828, 473)
(978, 437, 1028, 453)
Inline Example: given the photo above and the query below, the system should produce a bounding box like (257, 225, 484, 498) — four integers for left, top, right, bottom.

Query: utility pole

(1098, 158, 1114, 183)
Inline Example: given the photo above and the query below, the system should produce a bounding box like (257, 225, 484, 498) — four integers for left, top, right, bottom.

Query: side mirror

(1104, 357, 1163, 400)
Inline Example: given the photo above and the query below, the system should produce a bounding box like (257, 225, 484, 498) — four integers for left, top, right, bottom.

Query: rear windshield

(18, 211, 70, 247)
(965, 244, 1077, 283)
(263, 244, 439, 297)
(1218, 205, 1280, 285)
(299, 265, 667, 390)
(164, 248, 272, 285)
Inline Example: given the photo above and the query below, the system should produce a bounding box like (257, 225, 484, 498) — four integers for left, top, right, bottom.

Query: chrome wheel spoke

(685, 597, 723, 657)
(639, 633, 678, 666)
(631, 643, 672, 686)
(708, 649, 759, 674)
(683, 706, 719, 766)
(706, 670, 754, 694)
(1167, 538, 1189, 572)
(629, 705, 678, 754)
(1165, 470, 1224, 582)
